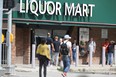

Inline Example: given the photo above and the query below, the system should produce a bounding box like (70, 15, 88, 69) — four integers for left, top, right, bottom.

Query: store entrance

(34, 25, 70, 45)
(30, 25, 71, 63)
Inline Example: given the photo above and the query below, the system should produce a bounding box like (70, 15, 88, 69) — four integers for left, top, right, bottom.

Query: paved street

(14, 70, 116, 77)
(3, 65, 116, 77)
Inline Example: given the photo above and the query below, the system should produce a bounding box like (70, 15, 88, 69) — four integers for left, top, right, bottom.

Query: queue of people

(36, 33, 116, 77)
(102, 39, 115, 66)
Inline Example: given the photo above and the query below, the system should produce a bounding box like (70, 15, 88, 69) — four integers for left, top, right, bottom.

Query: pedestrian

(36, 38, 50, 77)
(86, 38, 96, 64)
(46, 32, 55, 65)
(60, 35, 72, 77)
(53, 36, 60, 66)
(72, 40, 77, 64)
(79, 36, 86, 56)
(107, 40, 115, 66)
(102, 39, 109, 64)
(88, 38, 96, 53)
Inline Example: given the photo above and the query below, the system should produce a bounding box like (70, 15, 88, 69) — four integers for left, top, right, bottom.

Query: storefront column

(11, 24, 16, 64)
(23, 28, 30, 64)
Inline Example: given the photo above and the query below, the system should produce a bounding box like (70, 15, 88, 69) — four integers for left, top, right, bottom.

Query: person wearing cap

(107, 40, 115, 66)
(61, 35, 72, 77)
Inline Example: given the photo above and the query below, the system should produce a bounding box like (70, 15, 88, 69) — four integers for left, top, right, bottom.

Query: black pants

(39, 56, 48, 77)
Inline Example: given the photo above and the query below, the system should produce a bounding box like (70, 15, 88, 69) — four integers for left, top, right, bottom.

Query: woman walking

(36, 38, 50, 77)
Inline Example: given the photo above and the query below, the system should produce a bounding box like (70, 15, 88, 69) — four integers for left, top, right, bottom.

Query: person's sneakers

(61, 73, 67, 77)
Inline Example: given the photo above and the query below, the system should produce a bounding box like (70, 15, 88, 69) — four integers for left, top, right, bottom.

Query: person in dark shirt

(53, 36, 60, 66)
(107, 40, 115, 66)
(46, 32, 54, 65)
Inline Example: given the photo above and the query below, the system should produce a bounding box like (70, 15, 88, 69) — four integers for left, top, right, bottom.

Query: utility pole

(7, 9, 12, 67)
(4, 0, 15, 74)
(0, 0, 3, 69)
(0, 0, 6, 77)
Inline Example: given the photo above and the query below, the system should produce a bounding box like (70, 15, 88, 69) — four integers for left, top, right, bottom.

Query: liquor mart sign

(20, 0, 95, 17)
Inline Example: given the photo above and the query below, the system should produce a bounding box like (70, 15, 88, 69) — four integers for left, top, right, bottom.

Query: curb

(14, 65, 116, 74)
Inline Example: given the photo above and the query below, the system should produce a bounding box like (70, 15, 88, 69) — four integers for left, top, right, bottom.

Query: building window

(101, 29, 108, 39)
(79, 28, 89, 42)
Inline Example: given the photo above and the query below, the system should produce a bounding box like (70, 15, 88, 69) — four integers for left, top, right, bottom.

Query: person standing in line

(53, 36, 60, 66)
(88, 38, 96, 53)
(36, 38, 50, 77)
(46, 32, 55, 65)
(72, 40, 77, 64)
(102, 39, 109, 64)
(107, 40, 115, 66)
(60, 35, 72, 77)
(79, 36, 86, 56)
(86, 38, 96, 64)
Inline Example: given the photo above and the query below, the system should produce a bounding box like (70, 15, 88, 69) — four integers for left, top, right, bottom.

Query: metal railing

(1, 43, 7, 65)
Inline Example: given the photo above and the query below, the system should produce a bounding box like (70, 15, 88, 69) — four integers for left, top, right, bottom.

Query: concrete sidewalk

(70, 65, 116, 74)
(14, 64, 116, 74)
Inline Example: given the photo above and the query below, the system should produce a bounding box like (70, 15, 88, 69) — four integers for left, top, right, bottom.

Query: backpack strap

(63, 40, 68, 44)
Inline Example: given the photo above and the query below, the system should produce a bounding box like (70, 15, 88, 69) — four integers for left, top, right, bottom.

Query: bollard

(75, 46, 79, 67)
(48, 45, 51, 66)
(114, 45, 116, 65)
(48, 45, 51, 57)
(32, 44, 36, 68)
(89, 47, 93, 67)
(102, 47, 106, 67)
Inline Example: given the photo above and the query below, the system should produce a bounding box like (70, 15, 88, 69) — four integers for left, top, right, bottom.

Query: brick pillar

(11, 23, 16, 64)
(23, 28, 30, 64)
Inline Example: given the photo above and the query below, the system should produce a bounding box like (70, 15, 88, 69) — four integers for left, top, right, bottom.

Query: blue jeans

(107, 52, 113, 65)
(72, 48, 76, 62)
(62, 55, 70, 73)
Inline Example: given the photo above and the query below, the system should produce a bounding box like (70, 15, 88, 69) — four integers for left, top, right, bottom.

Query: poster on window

(101, 29, 108, 39)
(79, 28, 89, 42)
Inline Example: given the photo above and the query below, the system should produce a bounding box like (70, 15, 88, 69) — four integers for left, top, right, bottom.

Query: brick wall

(23, 28, 31, 64)
(10, 24, 116, 64)
(71, 27, 116, 64)
(16, 27, 30, 64)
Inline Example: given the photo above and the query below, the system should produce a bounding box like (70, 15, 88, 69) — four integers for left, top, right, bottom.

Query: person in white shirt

(61, 35, 72, 77)
(87, 38, 96, 53)
(86, 38, 96, 64)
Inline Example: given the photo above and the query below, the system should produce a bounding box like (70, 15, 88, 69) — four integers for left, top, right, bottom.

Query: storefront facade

(3, 0, 116, 64)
